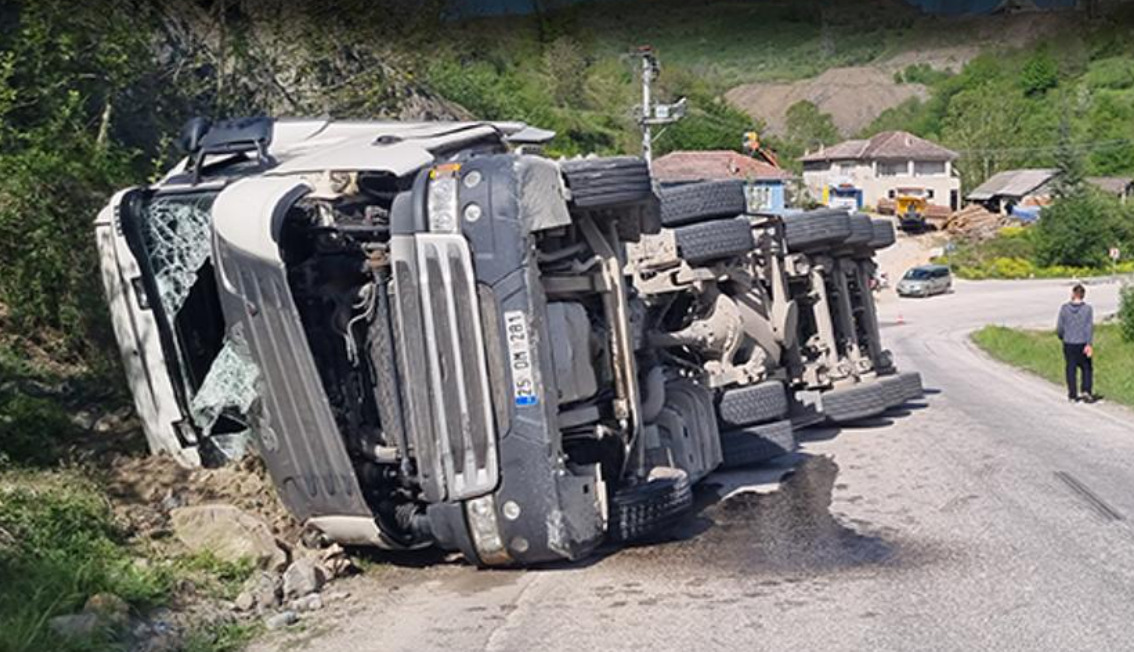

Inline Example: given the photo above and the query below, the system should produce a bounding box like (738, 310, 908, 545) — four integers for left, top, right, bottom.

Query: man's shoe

(1081, 394, 1098, 404)
(1069, 396, 1081, 403)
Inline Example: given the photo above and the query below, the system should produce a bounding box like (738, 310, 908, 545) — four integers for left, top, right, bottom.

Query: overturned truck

(95, 118, 922, 566)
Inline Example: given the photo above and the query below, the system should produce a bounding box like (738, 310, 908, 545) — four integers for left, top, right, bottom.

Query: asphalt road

(256, 277, 1132, 652)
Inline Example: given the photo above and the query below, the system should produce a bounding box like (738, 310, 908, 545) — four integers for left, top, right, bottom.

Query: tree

(1051, 115, 1085, 200)
(940, 82, 1029, 190)
(543, 37, 588, 108)
(1020, 50, 1059, 96)
(1034, 190, 1118, 268)
(784, 100, 839, 151)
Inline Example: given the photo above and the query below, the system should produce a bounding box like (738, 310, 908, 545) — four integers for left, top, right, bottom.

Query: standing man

(1057, 284, 1095, 403)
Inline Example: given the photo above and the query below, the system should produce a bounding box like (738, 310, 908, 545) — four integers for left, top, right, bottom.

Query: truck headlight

(428, 163, 461, 233)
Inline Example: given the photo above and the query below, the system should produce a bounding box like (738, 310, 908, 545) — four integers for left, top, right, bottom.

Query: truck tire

(822, 381, 888, 423)
(843, 213, 874, 247)
(784, 209, 852, 252)
(717, 381, 788, 429)
(719, 419, 795, 469)
(893, 371, 920, 403)
(659, 181, 747, 227)
(561, 157, 653, 210)
(608, 467, 694, 543)
(868, 219, 896, 250)
(673, 216, 755, 265)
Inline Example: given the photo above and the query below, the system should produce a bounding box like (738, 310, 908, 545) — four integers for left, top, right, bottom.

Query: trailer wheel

(673, 216, 755, 265)
(659, 180, 747, 227)
(561, 157, 654, 210)
(822, 381, 888, 423)
(784, 209, 852, 252)
(867, 219, 896, 250)
(843, 213, 875, 247)
(719, 419, 796, 469)
(608, 467, 694, 543)
(884, 371, 924, 405)
(717, 381, 788, 429)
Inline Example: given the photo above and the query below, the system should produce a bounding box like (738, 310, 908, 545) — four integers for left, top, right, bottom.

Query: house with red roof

(800, 131, 961, 212)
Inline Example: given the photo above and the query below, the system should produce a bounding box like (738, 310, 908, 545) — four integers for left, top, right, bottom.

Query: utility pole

(635, 46, 686, 166)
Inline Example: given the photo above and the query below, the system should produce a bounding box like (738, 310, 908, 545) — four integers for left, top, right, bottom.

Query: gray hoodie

(1057, 301, 1094, 345)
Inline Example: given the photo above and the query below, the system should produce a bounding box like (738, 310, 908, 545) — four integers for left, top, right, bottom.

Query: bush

(1120, 285, 1134, 343)
(1034, 190, 1121, 268)
(0, 472, 172, 652)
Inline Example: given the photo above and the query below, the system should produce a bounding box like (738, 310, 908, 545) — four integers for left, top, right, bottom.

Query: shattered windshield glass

(189, 324, 260, 437)
(141, 192, 215, 316)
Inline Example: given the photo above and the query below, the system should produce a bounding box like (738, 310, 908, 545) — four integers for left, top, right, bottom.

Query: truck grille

(391, 234, 498, 502)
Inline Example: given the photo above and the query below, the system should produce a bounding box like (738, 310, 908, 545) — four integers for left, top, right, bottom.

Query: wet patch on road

(607, 455, 912, 576)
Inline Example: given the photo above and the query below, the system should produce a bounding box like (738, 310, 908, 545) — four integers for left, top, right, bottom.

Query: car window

(904, 269, 931, 280)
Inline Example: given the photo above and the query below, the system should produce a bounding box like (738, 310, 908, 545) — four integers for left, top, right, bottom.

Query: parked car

(96, 117, 923, 567)
(897, 264, 953, 297)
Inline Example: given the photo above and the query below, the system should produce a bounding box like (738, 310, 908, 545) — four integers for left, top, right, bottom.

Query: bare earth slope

(726, 13, 1068, 136)
(726, 66, 932, 136)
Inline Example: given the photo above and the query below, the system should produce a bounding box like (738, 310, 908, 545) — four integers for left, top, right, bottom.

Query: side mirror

(179, 117, 213, 154)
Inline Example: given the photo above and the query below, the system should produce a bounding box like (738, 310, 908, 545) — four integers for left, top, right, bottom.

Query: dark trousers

(1063, 342, 1093, 399)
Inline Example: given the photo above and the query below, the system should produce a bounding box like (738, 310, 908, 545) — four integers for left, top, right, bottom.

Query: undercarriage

(96, 117, 923, 567)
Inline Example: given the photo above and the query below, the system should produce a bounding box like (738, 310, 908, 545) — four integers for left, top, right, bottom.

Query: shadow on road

(609, 454, 900, 576)
(349, 401, 927, 574)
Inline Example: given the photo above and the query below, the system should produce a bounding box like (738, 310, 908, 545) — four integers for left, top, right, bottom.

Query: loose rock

(49, 613, 100, 639)
(84, 592, 130, 629)
(265, 610, 299, 630)
(169, 504, 288, 570)
(289, 593, 324, 612)
(320, 544, 357, 579)
(282, 557, 326, 599)
(238, 571, 282, 611)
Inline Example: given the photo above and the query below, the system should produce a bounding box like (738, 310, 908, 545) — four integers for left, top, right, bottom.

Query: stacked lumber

(945, 205, 1011, 241)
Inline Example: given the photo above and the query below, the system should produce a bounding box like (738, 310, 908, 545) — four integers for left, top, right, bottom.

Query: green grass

(972, 324, 1134, 407)
(0, 471, 175, 652)
(182, 621, 262, 652)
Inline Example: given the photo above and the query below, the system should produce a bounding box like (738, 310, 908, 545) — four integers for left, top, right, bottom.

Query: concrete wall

(803, 159, 961, 210)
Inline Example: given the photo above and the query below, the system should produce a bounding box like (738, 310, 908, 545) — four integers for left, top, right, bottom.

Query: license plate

(503, 310, 538, 407)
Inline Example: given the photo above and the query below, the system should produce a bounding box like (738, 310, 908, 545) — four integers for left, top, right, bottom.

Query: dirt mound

(727, 66, 931, 136)
(726, 13, 1072, 137)
(105, 453, 301, 545)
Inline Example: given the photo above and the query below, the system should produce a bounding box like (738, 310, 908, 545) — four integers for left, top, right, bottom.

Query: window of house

(803, 161, 830, 172)
(877, 161, 907, 177)
(914, 161, 947, 176)
(836, 162, 856, 174)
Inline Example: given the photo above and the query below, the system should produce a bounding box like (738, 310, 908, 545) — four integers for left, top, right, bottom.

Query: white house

(800, 131, 961, 211)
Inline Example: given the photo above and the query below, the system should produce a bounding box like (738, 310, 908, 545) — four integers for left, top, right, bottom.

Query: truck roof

(159, 118, 551, 187)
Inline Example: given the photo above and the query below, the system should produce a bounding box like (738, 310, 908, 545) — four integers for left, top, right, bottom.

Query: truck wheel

(717, 381, 788, 429)
(892, 371, 924, 403)
(843, 213, 874, 247)
(784, 209, 852, 252)
(673, 216, 755, 265)
(719, 419, 795, 469)
(659, 181, 747, 227)
(561, 157, 654, 210)
(867, 219, 896, 250)
(880, 372, 922, 408)
(608, 467, 694, 543)
(822, 381, 888, 423)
